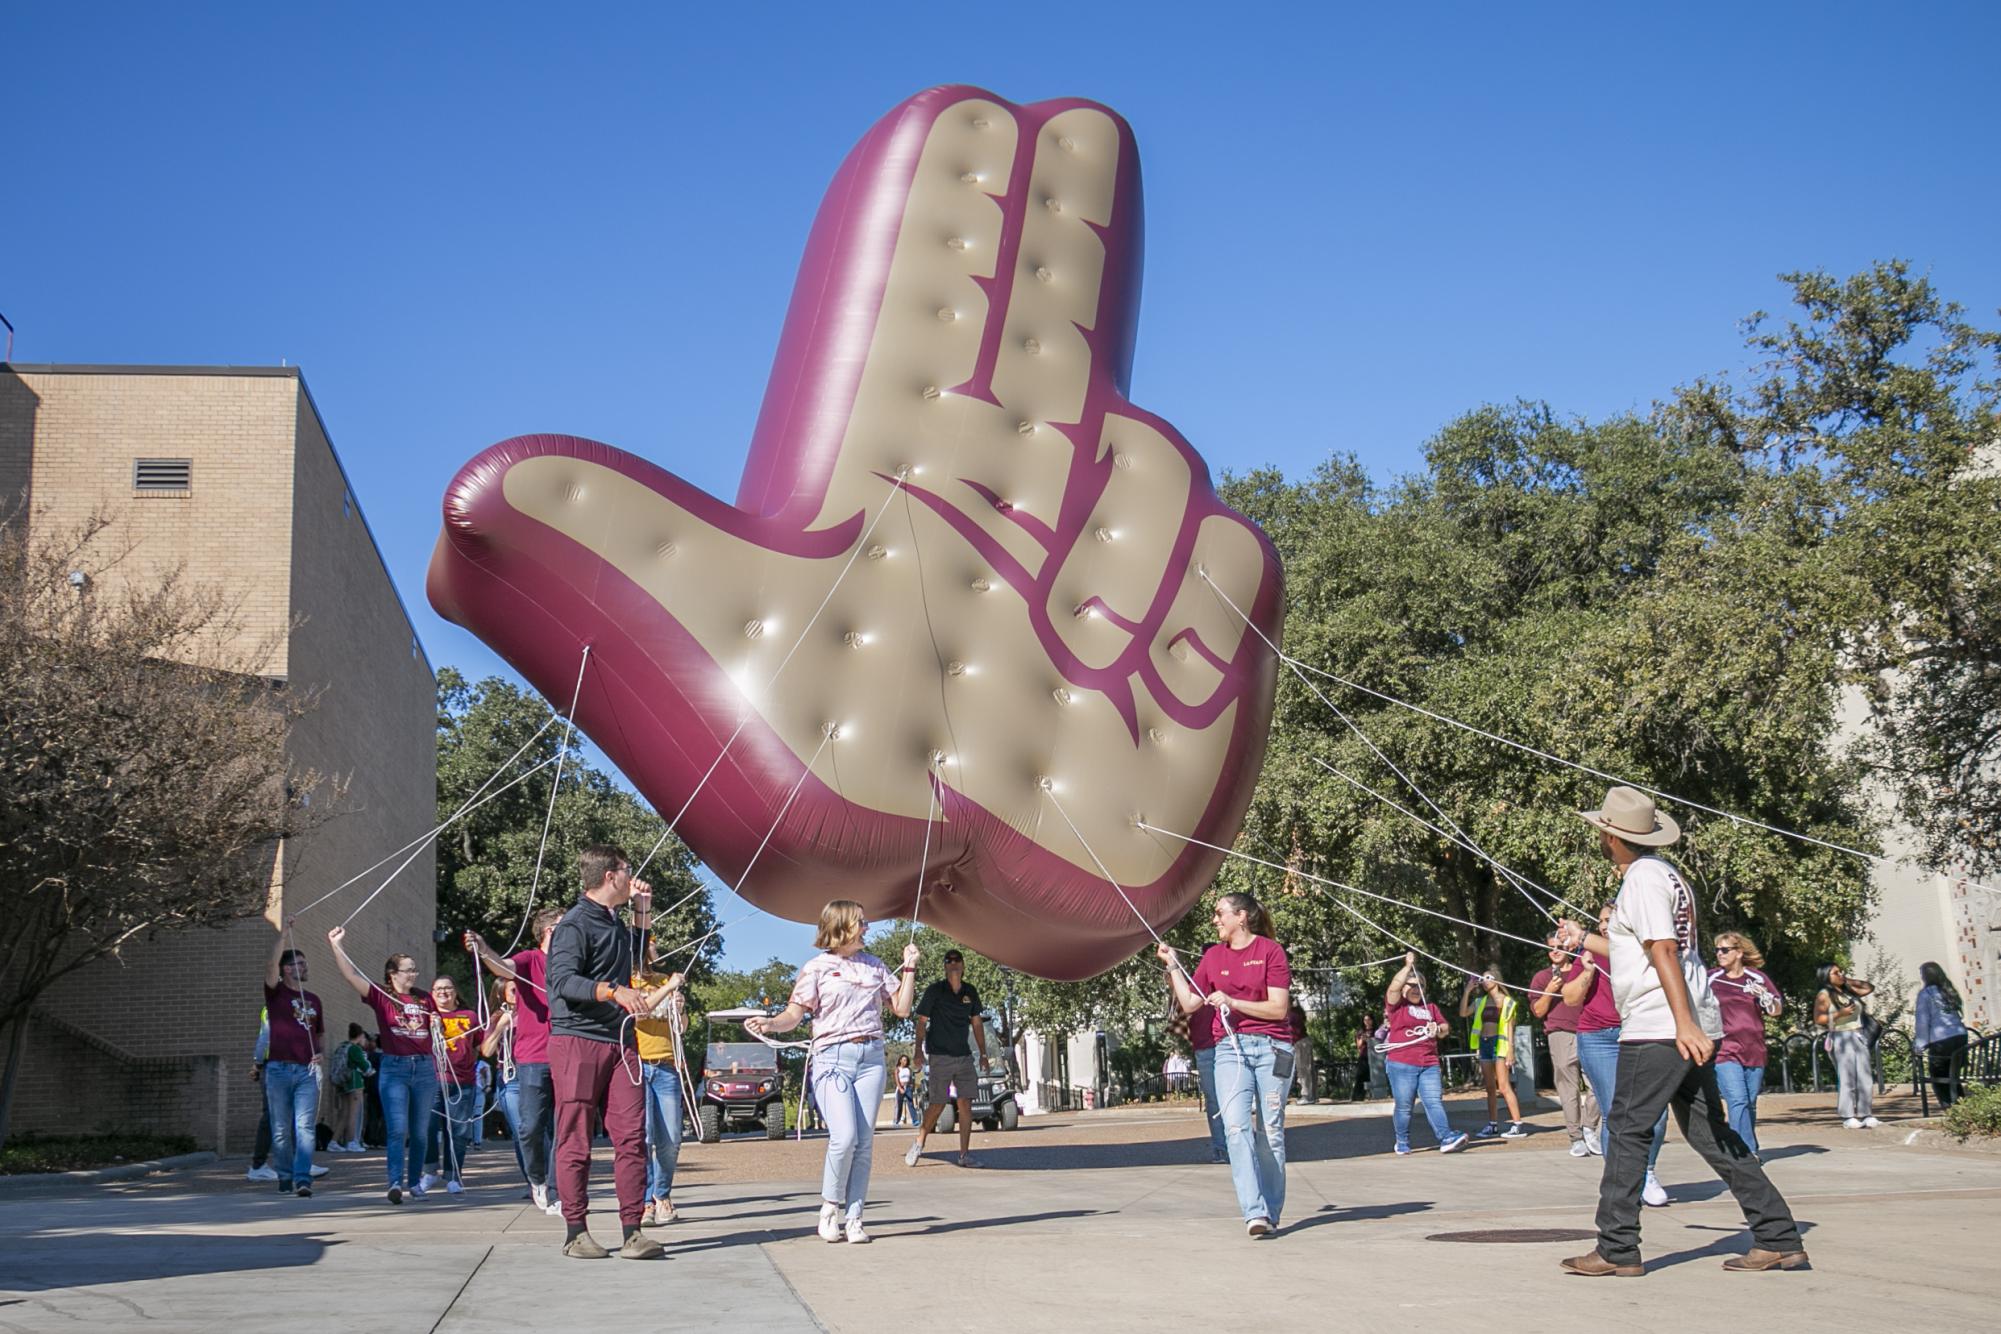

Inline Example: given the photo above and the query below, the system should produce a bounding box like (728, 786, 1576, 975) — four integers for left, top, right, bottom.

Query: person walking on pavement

(1380, 955, 1469, 1156)
(261, 923, 325, 1198)
(1708, 933, 1782, 1158)
(546, 845, 678, 1260)
(1558, 786, 1807, 1277)
(1532, 933, 1599, 1157)
(748, 900, 920, 1245)
(466, 907, 565, 1215)
(904, 949, 993, 1168)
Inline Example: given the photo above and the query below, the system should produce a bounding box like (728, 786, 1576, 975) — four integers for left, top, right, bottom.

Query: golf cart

(695, 1006, 788, 1142)
(932, 1061, 1021, 1133)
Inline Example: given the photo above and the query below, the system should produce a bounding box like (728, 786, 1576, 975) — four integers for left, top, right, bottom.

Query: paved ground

(2, 1091, 1995, 1332)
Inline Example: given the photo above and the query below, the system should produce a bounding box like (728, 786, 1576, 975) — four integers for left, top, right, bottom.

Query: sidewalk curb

(0, 1150, 218, 1192)
(1901, 1127, 2001, 1156)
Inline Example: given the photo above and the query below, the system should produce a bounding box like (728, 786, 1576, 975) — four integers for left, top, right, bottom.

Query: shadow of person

(1281, 1200, 1434, 1234)
(0, 1233, 338, 1291)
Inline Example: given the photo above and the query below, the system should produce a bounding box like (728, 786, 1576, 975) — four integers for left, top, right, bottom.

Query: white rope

(1313, 758, 1592, 917)
(1275, 648, 2001, 902)
(293, 717, 558, 918)
(1136, 819, 1583, 973)
(504, 646, 592, 954)
(907, 767, 940, 950)
(1196, 572, 1557, 925)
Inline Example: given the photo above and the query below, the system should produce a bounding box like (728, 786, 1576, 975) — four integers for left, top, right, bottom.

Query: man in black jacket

(547, 844, 677, 1259)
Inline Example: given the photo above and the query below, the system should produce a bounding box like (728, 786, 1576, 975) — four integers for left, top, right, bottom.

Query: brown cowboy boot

(1722, 1248, 1810, 1272)
(1561, 1251, 1644, 1277)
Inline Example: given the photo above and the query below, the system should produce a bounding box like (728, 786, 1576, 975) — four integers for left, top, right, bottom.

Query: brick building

(0, 364, 436, 1151)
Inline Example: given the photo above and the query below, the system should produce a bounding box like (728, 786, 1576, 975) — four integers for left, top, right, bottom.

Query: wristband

(900, 966, 916, 974)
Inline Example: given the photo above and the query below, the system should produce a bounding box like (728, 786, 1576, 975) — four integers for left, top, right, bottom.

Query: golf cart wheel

(698, 1103, 722, 1144)
(999, 1100, 1019, 1131)
(765, 1106, 788, 1139)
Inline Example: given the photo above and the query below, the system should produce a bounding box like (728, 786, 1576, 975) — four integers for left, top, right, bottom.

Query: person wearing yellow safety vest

(1460, 972, 1527, 1139)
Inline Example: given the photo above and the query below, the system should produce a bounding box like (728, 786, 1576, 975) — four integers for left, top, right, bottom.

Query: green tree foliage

(434, 668, 718, 988)
(1667, 262, 2001, 873)
(1214, 282, 1994, 1005)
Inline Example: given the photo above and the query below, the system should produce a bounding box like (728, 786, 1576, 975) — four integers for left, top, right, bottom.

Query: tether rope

(503, 645, 592, 954)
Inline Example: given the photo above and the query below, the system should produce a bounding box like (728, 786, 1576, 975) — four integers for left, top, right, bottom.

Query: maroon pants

(550, 1033, 646, 1229)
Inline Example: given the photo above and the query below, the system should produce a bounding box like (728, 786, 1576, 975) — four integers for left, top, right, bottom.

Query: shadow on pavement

(1282, 1200, 1433, 1234)
(0, 1234, 337, 1292)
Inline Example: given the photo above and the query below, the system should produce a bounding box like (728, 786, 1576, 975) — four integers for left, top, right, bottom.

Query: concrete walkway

(1, 1094, 1995, 1332)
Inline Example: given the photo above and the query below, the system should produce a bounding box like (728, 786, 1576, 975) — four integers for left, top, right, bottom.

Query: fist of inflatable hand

(428, 87, 1281, 980)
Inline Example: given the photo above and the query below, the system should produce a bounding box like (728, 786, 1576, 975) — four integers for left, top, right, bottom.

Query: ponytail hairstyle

(1919, 961, 1963, 1014)
(1217, 892, 1273, 940)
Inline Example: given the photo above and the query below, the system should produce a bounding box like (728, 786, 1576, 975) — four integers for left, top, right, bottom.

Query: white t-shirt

(1608, 857, 1723, 1043)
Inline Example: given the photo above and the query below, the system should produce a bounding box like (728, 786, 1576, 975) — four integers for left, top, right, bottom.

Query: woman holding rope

(423, 974, 482, 1195)
(327, 926, 439, 1204)
(1159, 892, 1293, 1239)
(747, 900, 919, 1245)
(1381, 954, 1468, 1156)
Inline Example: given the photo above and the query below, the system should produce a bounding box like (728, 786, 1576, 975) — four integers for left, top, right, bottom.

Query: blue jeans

(378, 1053, 437, 1191)
(1386, 1061, 1452, 1149)
(1213, 1035, 1289, 1226)
(263, 1061, 319, 1186)
(894, 1087, 917, 1125)
(495, 1077, 528, 1183)
(810, 1038, 886, 1223)
(426, 1082, 476, 1182)
(1194, 1045, 1227, 1158)
(1713, 1061, 1765, 1156)
(1576, 1028, 1667, 1164)
(515, 1061, 556, 1189)
(641, 1062, 684, 1203)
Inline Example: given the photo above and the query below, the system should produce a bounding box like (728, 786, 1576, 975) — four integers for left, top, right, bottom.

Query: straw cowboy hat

(1577, 785, 1681, 847)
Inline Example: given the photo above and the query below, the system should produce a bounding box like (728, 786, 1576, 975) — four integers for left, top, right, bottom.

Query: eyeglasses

(392, 967, 419, 976)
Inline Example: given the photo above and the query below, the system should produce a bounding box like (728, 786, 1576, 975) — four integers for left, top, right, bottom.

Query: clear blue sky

(9, 4, 1997, 969)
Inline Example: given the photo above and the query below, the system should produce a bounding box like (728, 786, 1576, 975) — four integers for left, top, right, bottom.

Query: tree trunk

(0, 1012, 30, 1151)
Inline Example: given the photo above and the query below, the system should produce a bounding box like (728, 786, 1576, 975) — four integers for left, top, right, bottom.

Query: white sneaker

(1569, 1140, 1591, 1158)
(446, 1179, 463, 1195)
(1641, 1171, 1667, 1207)
(324, 1142, 346, 1153)
(309, 1164, 329, 1178)
(410, 1181, 428, 1200)
(1500, 1123, 1527, 1139)
(1843, 1117, 1864, 1129)
(1585, 1134, 1603, 1156)
(1245, 1217, 1273, 1238)
(844, 1218, 871, 1245)
(904, 1139, 923, 1167)
(419, 1173, 441, 1192)
(1862, 1116, 1882, 1128)
(531, 1183, 551, 1212)
(246, 1165, 279, 1182)
(346, 1142, 365, 1153)
(817, 1202, 844, 1243)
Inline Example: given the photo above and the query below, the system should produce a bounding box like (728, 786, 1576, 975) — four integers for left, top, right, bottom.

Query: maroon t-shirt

(1189, 937, 1293, 1040)
(1187, 1002, 1219, 1052)
(1530, 960, 1587, 1033)
(1709, 966, 1778, 1067)
(264, 983, 324, 1064)
(508, 949, 552, 1065)
(368, 987, 439, 1057)
(1574, 953, 1619, 1033)
(436, 1008, 481, 1086)
(1383, 1001, 1446, 1067)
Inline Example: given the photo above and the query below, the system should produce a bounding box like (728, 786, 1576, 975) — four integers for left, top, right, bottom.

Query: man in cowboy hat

(1557, 786, 1808, 1278)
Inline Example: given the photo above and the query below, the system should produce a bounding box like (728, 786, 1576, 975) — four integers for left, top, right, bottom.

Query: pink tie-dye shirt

(789, 951, 900, 1051)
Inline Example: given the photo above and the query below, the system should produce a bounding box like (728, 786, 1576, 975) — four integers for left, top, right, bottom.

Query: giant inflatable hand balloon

(428, 86, 1282, 979)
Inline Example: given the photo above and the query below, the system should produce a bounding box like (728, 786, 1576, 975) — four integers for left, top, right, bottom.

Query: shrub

(1941, 1084, 2001, 1140)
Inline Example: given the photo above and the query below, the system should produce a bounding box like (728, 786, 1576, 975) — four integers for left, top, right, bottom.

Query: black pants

(1926, 1033, 1970, 1108)
(1595, 1040, 1802, 1265)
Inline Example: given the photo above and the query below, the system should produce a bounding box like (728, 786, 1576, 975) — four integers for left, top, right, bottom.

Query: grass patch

(0, 1132, 197, 1175)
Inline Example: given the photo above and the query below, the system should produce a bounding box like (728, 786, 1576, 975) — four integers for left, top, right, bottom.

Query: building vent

(133, 458, 193, 493)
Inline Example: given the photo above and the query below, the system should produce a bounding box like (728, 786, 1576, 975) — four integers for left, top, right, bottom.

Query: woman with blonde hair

(748, 901, 919, 1244)
(1708, 931, 1782, 1157)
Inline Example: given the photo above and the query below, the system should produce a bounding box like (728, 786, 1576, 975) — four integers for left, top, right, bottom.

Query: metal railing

(1770, 1027, 1922, 1101)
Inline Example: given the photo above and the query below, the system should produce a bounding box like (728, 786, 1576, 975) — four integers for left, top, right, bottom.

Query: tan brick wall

(8, 368, 435, 1152)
